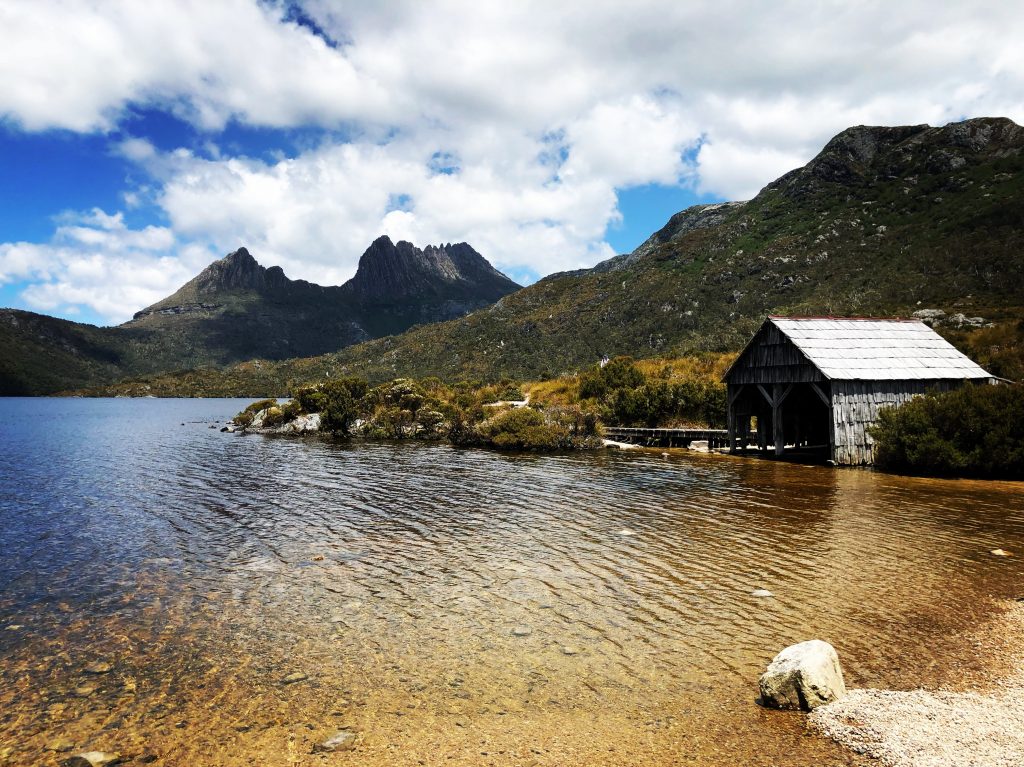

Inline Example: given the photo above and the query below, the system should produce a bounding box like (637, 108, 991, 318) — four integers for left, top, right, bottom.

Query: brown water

(1, 398, 1023, 766)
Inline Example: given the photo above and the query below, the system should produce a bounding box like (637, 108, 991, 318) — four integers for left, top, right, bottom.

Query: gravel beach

(810, 601, 1024, 767)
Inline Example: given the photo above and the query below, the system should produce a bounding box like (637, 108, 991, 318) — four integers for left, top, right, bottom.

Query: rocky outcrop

(759, 640, 846, 710)
(593, 201, 748, 273)
(767, 117, 1023, 200)
(235, 408, 321, 434)
(344, 236, 520, 304)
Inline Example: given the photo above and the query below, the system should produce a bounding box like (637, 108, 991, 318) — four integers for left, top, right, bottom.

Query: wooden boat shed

(723, 316, 995, 465)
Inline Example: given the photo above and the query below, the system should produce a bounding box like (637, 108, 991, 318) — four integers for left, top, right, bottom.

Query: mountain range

(0, 238, 519, 394)
(2, 116, 1023, 396)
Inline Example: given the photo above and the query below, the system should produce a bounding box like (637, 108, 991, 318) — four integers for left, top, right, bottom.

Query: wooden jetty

(603, 426, 728, 449)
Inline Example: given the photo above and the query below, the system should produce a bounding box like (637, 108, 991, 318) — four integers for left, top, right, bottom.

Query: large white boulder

(759, 639, 846, 710)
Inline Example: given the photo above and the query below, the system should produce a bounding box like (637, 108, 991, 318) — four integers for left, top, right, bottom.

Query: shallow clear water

(1, 398, 1022, 766)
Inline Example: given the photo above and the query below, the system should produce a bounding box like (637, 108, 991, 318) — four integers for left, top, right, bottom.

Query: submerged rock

(63, 753, 122, 767)
(511, 626, 533, 637)
(45, 739, 76, 753)
(281, 671, 308, 684)
(759, 640, 846, 710)
(84, 661, 112, 674)
(751, 589, 774, 598)
(991, 548, 1012, 557)
(313, 729, 357, 753)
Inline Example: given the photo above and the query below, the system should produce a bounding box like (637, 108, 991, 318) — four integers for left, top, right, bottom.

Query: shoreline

(810, 599, 1024, 766)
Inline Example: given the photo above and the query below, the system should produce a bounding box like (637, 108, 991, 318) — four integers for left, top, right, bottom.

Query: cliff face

(343, 237, 520, 303)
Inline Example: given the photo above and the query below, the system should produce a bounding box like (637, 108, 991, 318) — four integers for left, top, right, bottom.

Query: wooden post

(810, 381, 834, 463)
(773, 383, 784, 455)
(726, 384, 743, 454)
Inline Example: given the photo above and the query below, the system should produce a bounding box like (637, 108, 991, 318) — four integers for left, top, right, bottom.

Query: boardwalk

(602, 426, 728, 449)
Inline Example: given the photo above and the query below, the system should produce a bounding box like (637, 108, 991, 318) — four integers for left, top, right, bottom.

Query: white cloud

(0, 0, 393, 132)
(0, 210, 213, 323)
(2, 1, 1024, 318)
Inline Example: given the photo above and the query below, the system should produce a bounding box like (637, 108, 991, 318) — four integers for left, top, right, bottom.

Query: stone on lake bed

(561, 645, 580, 656)
(759, 640, 846, 711)
(46, 738, 76, 752)
(991, 548, 1012, 557)
(313, 729, 356, 753)
(751, 589, 774, 598)
(73, 685, 97, 697)
(281, 672, 308, 684)
(85, 661, 112, 674)
(511, 626, 533, 637)
(63, 753, 122, 767)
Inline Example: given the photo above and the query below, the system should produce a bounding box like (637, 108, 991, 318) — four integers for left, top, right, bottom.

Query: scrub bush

(870, 384, 1024, 478)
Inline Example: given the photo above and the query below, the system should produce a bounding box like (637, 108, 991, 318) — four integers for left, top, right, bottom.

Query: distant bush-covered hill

(90, 116, 1023, 397)
(0, 237, 520, 395)
(7, 117, 1024, 397)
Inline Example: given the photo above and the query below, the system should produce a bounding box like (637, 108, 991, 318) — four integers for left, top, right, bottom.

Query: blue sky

(0, 1, 1021, 326)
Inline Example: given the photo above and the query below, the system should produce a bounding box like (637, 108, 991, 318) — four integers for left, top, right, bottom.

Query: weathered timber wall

(725, 323, 824, 386)
(830, 380, 964, 465)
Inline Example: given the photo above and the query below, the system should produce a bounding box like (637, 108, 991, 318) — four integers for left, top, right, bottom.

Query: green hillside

(1, 238, 519, 395)
(76, 117, 1024, 398)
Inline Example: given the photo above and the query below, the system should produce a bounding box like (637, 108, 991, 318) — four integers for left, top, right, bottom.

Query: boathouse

(723, 316, 995, 465)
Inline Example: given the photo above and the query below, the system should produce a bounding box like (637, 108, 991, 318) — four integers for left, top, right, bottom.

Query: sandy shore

(810, 601, 1024, 767)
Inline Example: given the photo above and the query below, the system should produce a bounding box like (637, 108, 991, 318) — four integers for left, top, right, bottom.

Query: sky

(0, 1, 1022, 326)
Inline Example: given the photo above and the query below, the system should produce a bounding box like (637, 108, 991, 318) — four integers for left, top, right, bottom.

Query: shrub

(234, 398, 277, 428)
(416, 409, 447, 438)
(261, 406, 286, 427)
(870, 383, 1024, 478)
(477, 407, 568, 450)
(497, 381, 524, 401)
(320, 386, 358, 435)
(578, 356, 644, 400)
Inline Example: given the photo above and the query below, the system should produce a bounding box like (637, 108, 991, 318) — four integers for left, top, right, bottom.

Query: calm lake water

(1, 398, 1023, 766)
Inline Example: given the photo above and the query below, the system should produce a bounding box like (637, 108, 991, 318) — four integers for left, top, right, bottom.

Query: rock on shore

(759, 640, 846, 710)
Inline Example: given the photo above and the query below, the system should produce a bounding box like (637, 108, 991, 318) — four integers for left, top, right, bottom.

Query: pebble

(561, 645, 579, 656)
(751, 589, 774, 598)
(85, 661, 113, 674)
(74, 685, 97, 697)
(63, 752, 122, 767)
(617, 529, 636, 536)
(511, 626, 533, 637)
(313, 729, 357, 753)
(281, 672, 308, 684)
(45, 739, 76, 752)
(991, 548, 1012, 557)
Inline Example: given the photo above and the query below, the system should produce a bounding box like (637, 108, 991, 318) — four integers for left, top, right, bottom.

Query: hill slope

(108, 116, 1022, 394)
(0, 238, 519, 394)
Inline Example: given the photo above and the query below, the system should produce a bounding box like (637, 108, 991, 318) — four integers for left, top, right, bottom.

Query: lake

(1, 398, 1023, 766)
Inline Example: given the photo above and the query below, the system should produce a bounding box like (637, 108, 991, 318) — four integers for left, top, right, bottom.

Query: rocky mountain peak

(193, 247, 284, 293)
(766, 116, 1023, 200)
(347, 236, 519, 302)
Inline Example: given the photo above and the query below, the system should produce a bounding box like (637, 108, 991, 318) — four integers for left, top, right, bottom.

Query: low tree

(870, 384, 1024, 478)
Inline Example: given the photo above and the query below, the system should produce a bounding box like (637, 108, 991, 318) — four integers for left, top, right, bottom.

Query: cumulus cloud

(0, 209, 214, 323)
(2, 0, 1024, 319)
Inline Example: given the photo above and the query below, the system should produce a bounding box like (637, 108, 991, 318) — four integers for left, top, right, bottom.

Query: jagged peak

(348, 236, 519, 301)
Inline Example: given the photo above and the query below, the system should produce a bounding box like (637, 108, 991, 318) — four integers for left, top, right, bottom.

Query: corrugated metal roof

(769, 317, 993, 381)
